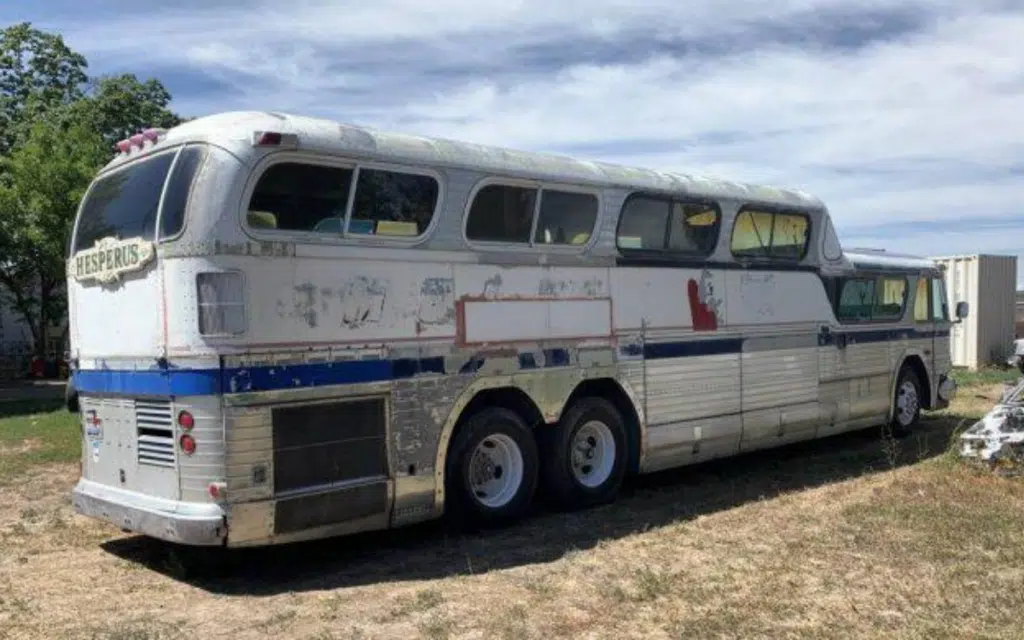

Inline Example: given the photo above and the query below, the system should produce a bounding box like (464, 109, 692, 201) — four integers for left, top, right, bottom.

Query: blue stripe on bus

(72, 328, 951, 397)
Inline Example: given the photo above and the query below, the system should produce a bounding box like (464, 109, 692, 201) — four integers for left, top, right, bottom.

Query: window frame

(156, 143, 210, 244)
(833, 273, 909, 324)
(729, 205, 813, 263)
(461, 176, 602, 252)
(240, 152, 445, 246)
(71, 146, 184, 254)
(614, 191, 723, 258)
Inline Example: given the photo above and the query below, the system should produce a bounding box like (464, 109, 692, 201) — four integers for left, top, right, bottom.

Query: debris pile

(960, 378, 1024, 474)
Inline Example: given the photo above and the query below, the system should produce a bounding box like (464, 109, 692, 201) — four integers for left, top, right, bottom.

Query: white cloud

(35, 0, 1024, 282)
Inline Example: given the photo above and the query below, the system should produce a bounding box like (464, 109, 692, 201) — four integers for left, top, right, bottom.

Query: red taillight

(179, 434, 196, 455)
(177, 411, 194, 430)
(208, 482, 226, 500)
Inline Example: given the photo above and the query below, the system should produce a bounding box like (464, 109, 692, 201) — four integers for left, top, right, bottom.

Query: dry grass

(1, 382, 1023, 639)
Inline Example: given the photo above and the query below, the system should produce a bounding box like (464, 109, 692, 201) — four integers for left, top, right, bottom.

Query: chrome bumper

(71, 479, 227, 546)
(936, 374, 957, 409)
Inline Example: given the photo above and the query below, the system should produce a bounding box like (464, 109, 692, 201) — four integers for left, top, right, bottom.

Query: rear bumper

(71, 478, 227, 546)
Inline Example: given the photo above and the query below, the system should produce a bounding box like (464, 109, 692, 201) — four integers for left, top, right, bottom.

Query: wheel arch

(888, 351, 932, 422)
(561, 377, 645, 477)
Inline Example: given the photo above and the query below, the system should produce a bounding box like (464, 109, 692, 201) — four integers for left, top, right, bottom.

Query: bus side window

(931, 278, 950, 321)
(466, 184, 537, 243)
(534, 190, 598, 246)
(913, 277, 930, 322)
(616, 194, 720, 255)
(247, 162, 353, 234)
(836, 278, 875, 321)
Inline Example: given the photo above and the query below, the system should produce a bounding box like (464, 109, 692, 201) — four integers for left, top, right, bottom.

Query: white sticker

(91, 441, 100, 463)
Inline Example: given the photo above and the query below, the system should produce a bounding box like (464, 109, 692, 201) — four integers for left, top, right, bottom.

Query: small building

(931, 254, 1018, 370)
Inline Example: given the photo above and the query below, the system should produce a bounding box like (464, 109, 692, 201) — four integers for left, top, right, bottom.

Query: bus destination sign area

(70, 236, 156, 285)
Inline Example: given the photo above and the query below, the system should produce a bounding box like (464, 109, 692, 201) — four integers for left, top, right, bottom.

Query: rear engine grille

(272, 398, 388, 493)
(135, 400, 175, 468)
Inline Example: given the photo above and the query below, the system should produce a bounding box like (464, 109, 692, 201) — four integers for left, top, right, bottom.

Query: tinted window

(731, 209, 810, 259)
(837, 278, 875, 321)
(616, 196, 668, 250)
(466, 184, 538, 243)
(350, 168, 439, 237)
(73, 151, 175, 252)
(835, 276, 907, 323)
(159, 146, 207, 239)
(534, 190, 598, 245)
(247, 163, 353, 233)
(616, 195, 719, 255)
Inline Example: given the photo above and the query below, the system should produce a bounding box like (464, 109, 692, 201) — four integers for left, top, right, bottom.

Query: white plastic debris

(959, 378, 1024, 473)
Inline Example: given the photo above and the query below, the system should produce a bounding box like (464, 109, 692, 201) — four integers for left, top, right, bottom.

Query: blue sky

(6, 0, 1024, 282)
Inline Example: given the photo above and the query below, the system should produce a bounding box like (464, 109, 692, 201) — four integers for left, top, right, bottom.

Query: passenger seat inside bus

(247, 210, 278, 229)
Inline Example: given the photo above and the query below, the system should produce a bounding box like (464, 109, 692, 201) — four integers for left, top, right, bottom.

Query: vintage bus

(65, 111, 967, 547)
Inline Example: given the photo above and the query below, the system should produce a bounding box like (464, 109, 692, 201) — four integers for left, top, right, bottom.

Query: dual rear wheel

(444, 397, 628, 527)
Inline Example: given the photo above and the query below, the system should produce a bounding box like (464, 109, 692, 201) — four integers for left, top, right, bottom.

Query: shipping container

(930, 254, 1018, 369)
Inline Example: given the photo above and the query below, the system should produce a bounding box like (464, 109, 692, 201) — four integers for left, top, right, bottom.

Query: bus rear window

(72, 147, 206, 253)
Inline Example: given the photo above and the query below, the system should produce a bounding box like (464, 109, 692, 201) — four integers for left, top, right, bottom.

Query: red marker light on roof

(115, 140, 131, 153)
(255, 131, 282, 145)
(129, 133, 144, 147)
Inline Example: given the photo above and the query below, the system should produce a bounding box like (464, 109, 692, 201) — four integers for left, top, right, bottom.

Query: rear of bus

(67, 127, 232, 546)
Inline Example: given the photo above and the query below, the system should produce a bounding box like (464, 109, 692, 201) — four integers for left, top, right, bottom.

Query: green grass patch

(0, 401, 80, 481)
(949, 365, 1021, 388)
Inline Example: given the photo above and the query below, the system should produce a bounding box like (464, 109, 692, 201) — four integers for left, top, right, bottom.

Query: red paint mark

(687, 279, 718, 331)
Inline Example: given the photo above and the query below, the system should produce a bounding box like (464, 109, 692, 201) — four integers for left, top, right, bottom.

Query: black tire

(889, 365, 922, 438)
(65, 378, 79, 413)
(444, 407, 539, 529)
(539, 397, 628, 510)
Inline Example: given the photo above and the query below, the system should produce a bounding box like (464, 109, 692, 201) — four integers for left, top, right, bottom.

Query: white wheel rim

(468, 433, 524, 508)
(571, 420, 616, 488)
(896, 380, 919, 427)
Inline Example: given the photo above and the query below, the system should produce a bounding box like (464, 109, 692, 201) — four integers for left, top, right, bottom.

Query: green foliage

(0, 117, 108, 350)
(0, 22, 183, 356)
(0, 21, 88, 157)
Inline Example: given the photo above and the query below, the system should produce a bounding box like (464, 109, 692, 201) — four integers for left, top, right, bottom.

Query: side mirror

(955, 301, 969, 321)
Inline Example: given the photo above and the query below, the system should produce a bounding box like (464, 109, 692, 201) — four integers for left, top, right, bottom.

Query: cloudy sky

(6, 0, 1024, 282)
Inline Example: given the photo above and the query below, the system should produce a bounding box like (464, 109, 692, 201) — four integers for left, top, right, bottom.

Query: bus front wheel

(890, 365, 923, 438)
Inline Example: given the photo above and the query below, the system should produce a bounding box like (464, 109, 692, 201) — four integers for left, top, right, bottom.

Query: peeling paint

(538, 275, 604, 297)
(417, 277, 455, 327)
(340, 276, 388, 329)
(739, 272, 776, 319)
(483, 273, 503, 298)
(293, 283, 318, 328)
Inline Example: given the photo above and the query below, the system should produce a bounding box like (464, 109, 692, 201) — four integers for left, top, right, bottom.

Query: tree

(0, 118, 107, 356)
(0, 22, 87, 158)
(70, 73, 183, 149)
(0, 23, 184, 358)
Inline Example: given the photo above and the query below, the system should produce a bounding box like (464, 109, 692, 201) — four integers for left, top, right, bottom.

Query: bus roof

(843, 248, 940, 273)
(107, 110, 826, 212)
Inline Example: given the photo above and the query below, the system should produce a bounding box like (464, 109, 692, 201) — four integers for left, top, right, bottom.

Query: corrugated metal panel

(931, 254, 1017, 369)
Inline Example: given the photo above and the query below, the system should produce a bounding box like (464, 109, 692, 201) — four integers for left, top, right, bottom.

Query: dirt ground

(1, 384, 1023, 639)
